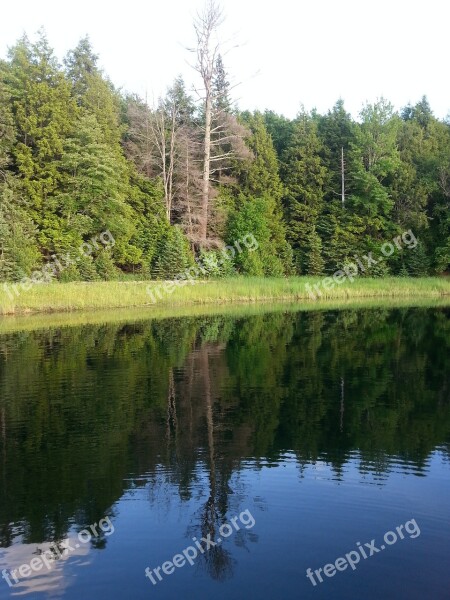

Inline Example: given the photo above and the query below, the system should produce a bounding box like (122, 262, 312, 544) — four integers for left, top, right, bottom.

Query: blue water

(0, 307, 449, 599)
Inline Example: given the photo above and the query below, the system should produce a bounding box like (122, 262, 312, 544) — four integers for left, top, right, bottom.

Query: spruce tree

(65, 37, 122, 146)
(306, 227, 325, 275)
(235, 112, 293, 274)
(0, 182, 40, 281)
(282, 111, 326, 274)
(152, 226, 193, 279)
(5, 33, 77, 251)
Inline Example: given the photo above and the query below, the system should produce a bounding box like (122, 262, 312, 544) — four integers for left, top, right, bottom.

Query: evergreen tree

(5, 32, 77, 244)
(1, 30, 448, 282)
(0, 68, 15, 175)
(282, 111, 326, 274)
(306, 226, 325, 275)
(152, 225, 193, 278)
(405, 242, 430, 276)
(263, 110, 294, 158)
(55, 112, 134, 258)
(0, 182, 40, 281)
(212, 54, 232, 114)
(235, 112, 293, 274)
(65, 37, 122, 146)
(317, 99, 356, 201)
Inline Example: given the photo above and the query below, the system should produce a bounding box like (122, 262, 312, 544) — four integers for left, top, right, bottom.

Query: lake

(0, 306, 449, 599)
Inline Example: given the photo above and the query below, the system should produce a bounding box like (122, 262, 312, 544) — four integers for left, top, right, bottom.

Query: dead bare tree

(153, 102, 176, 222)
(190, 1, 251, 246)
(125, 8, 252, 247)
(123, 94, 154, 178)
(191, 0, 224, 243)
(175, 125, 203, 243)
(125, 87, 194, 224)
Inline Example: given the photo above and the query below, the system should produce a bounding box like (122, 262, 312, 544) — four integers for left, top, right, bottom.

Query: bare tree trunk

(192, 1, 223, 244)
(185, 142, 194, 238)
(201, 91, 212, 241)
(167, 108, 177, 223)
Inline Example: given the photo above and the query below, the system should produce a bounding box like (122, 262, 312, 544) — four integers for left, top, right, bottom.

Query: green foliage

(306, 227, 325, 275)
(65, 37, 122, 145)
(405, 243, 430, 277)
(282, 111, 327, 274)
(0, 181, 40, 281)
(239, 112, 283, 199)
(263, 110, 294, 157)
(398, 263, 410, 277)
(95, 249, 118, 280)
(77, 254, 100, 281)
(55, 112, 133, 250)
(434, 240, 450, 273)
(198, 249, 236, 278)
(0, 32, 448, 283)
(212, 54, 232, 113)
(5, 33, 77, 224)
(226, 196, 287, 276)
(58, 262, 80, 282)
(234, 113, 293, 275)
(152, 226, 194, 279)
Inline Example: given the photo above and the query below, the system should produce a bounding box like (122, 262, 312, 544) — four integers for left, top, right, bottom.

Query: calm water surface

(0, 307, 449, 599)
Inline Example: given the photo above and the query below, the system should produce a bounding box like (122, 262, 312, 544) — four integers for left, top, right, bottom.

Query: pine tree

(317, 99, 355, 201)
(306, 227, 325, 275)
(234, 112, 293, 274)
(0, 182, 40, 281)
(263, 110, 294, 158)
(282, 111, 326, 274)
(95, 249, 118, 280)
(406, 242, 430, 276)
(212, 54, 232, 114)
(65, 37, 122, 146)
(56, 112, 133, 249)
(398, 263, 409, 277)
(0, 67, 15, 175)
(152, 226, 193, 279)
(5, 33, 77, 251)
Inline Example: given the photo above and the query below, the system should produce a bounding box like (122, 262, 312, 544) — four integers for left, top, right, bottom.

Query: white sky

(1, 0, 449, 119)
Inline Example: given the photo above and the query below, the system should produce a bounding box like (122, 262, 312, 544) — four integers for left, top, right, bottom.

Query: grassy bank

(0, 276, 449, 316)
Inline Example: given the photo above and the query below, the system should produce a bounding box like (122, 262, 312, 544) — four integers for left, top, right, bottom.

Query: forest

(1, 26, 449, 283)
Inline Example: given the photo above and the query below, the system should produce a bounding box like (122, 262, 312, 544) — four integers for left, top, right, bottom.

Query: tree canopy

(1, 31, 449, 282)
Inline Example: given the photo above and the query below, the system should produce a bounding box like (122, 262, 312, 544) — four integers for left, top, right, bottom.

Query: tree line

(0, 12, 449, 282)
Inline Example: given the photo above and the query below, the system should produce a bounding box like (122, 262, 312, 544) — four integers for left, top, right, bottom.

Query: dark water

(0, 307, 449, 600)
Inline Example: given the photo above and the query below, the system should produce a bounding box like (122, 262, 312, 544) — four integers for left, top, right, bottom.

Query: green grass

(0, 276, 449, 317)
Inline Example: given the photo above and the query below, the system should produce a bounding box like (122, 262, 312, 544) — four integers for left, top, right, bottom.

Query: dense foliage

(0, 33, 449, 282)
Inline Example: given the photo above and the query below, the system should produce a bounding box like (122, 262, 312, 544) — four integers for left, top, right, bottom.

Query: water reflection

(0, 307, 449, 598)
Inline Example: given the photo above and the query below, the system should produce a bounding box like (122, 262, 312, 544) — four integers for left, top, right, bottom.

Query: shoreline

(1, 296, 450, 336)
(0, 277, 449, 319)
